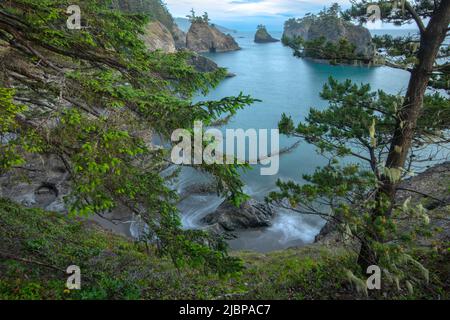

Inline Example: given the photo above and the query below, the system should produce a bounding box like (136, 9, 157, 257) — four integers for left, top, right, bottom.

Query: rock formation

(283, 14, 375, 60)
(113, 0, 186, 50)
(186, 21, 240, 53)
(254, 25, 279, 43)
(188, 54, 236, 77)
(202, 199, 275, 232)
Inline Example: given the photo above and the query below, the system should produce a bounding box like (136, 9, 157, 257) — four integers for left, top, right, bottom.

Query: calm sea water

(179, 30, 412, 252)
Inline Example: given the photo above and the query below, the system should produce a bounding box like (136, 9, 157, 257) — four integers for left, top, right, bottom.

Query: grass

(0, 198, 447, 300)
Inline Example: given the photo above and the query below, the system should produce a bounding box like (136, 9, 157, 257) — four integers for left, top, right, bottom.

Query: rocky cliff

(140, 21, 176, 53)
(315, 162, 450, 245)
(188, 54, 236, 77)
(113, 0, 186, 49)
(283, 14, 375, 60)
(186, 21, 240, 53)
(254, 26, 279, 43)
(175, 17, 237, 34)
(202, 199, 275, 233)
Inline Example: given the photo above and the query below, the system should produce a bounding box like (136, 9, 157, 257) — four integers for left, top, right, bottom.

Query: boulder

(186, 22, 240, 53)
(202, 199, 275, 232)
(254, 26, 279, 43)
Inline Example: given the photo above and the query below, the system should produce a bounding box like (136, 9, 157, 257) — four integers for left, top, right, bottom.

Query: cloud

(166, 0, 349, 21)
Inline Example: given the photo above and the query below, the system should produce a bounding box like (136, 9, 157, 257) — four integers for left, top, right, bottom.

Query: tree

(270, 0, 449, 292)
(202, 12, 210, 24)
(0, 0, 254, 274)
(349, 0, 450, 270)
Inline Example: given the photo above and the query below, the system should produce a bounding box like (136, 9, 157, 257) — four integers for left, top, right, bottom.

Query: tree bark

(357, 0, 450, 270)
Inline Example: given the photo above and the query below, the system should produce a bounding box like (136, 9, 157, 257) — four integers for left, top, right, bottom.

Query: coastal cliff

(113, 0, 186, 49)
(283, 11, 375, 62)
(254, 25, 279, 43)
(186, 21, 240, 53)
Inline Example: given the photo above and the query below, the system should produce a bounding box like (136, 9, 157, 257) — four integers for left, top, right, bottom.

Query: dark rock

(202, 199, 275, 232)
(186, 22, 240, 53)
(141, 21, 176, 53)
(254, 26, 279, 43)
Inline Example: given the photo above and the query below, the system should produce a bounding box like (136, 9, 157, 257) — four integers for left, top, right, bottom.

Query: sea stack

(254, 25, 279, 43)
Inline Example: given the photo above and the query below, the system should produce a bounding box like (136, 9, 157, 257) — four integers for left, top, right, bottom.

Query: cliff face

(254, 27, 279, 43)
(113, 0, 186, 50)
(186, 22, 240, 53)
(283, 15, 375, 60)
(140, 21, 176, 53)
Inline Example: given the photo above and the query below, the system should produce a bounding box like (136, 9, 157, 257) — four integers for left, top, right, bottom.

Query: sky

(165, 0, 417, 31)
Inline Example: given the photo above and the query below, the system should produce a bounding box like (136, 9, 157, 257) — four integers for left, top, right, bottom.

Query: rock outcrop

(186, 22, 240, 53)
(315, 162, 450, 245)
(113, 0, 186, 50)
(188, 53, 236, 77)
(283, 14, 375, 60)
(202, 199, 275, 232)
(254, 26, 279, 43)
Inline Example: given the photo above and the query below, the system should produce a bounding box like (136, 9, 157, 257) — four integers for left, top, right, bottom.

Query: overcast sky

(165, 0, 417, 31)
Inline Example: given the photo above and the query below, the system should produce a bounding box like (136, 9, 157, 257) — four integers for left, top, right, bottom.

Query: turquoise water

(181, 30, 412, 252)
(201, 31, 410, 196)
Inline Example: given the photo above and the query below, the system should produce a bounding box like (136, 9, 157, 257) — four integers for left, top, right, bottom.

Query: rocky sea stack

(254, 25, 279, 43)
(113, 0, 186, 50)
(186, 20, 240, 53)
(282, 7, 375, 62)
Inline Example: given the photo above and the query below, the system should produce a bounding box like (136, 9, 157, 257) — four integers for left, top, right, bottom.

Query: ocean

(178, 30, 414, 252)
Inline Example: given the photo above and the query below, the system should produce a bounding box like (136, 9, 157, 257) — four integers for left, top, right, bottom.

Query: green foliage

(186, 8, 210, 24)
(271, 77, 449, 294)
(301, 37, 358, 62)
(0, 0, 255, 274)
(112, 0, 176, 31)
(347, 0, 436, 27)
(281, 6, 358, 62)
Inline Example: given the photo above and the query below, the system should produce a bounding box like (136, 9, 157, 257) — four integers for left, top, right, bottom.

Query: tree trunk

(357, 0, 450, 269)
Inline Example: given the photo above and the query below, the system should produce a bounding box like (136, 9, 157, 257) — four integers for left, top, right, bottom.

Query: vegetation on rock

(254, 25, 279, 43)
(282, 3, 375, 63)
(0, 0, 254, 275)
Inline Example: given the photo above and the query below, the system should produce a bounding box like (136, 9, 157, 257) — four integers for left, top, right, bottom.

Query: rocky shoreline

(254, 25, 279, 43)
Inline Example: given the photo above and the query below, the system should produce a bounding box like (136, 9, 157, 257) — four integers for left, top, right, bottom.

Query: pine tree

(0, 0, 254, 274)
